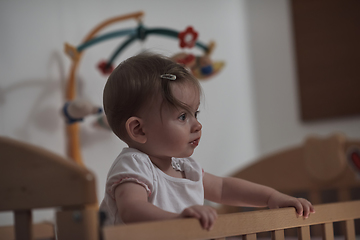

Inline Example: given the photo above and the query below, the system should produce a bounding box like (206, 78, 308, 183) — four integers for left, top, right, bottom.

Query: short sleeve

(106, 152, 154, 199)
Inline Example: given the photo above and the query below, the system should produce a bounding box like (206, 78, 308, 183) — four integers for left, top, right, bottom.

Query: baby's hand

(179, 205, 218, 231)
(268, 192, 315, 218)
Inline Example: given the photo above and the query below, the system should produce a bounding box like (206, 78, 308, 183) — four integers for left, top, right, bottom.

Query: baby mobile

(62, 11, 224, 166)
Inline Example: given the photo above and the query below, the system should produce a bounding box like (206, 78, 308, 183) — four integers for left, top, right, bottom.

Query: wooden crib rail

(103, 200, 360, 240)
(0, 136, 97, 211)
(0, 136, 99, 240)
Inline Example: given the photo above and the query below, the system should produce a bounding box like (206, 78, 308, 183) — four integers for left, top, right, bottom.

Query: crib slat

(338, 189, 352, 237)
(271, 229, 284, 240)
(344, 219, 355, 240)
(297, 225, 310, 240)
(309, 190, 322, 236)
(242, 233, 256, 240)
(322, 222, 334, 240)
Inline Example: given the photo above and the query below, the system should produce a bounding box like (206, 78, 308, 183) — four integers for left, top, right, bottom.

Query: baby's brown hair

(103, 52, 201, 141)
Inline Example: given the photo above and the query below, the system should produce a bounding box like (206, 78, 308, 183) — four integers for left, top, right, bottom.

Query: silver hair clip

(160, 74, 176, 81)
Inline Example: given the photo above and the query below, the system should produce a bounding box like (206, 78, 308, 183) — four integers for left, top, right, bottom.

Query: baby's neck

(127, 145, 186, 179)
(149, 155, 186, 179)
(148, 155, 172, 171)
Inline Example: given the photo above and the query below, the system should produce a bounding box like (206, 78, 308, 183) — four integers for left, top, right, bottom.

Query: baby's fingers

(181, 205, 218, 231)
(193, 206, 217, 230)
(294, 201, 304, 217)
(310, 204, 316, 213)
(297, 198, 315, 218)
(200, 208, 217, 230)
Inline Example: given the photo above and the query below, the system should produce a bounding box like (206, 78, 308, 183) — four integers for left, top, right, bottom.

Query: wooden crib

(1, 134, 360, 240)
(218, 133, 360, 212)
(217, 133, 360, 238)
(0, 136, 99, 240)
(103, 200, 360, 240)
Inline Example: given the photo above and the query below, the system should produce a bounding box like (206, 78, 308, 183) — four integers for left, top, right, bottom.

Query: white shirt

(100, 148, 204, 225)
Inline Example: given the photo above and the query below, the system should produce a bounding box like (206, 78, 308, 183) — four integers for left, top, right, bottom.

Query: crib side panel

(103, 201, 360, 240)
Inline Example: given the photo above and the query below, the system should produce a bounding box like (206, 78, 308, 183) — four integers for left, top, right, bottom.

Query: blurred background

(1, 0, 359, 226)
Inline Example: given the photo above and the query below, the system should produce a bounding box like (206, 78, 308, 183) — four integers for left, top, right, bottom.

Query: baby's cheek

(165, 136, 184, 147)
(163, 124, 190, 145)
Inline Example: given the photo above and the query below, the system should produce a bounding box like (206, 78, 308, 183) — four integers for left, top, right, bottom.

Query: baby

(100, 53, 314, 230)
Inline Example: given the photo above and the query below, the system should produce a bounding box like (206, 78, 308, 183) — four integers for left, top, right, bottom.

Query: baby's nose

(192, 120, 202, 132)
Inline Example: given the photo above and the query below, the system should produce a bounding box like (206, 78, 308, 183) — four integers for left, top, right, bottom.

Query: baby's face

(142, 82, 202, 160)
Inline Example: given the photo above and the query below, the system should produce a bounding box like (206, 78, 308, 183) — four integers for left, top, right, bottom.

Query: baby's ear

(125, 117, 147, 144)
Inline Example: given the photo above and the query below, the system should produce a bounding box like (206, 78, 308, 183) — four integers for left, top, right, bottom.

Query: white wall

(0, 0, 256, 225)
(245, 0, 360, 156)
(1, 0, 360, 226)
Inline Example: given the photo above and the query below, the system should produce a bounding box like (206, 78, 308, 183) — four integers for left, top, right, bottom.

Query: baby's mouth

(190, 138, 200, 146)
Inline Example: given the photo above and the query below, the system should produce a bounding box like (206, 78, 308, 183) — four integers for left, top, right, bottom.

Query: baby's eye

(195, 111, 200, 119)
(178, 113, 187, 121)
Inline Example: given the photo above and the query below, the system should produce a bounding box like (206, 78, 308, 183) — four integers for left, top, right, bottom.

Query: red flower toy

(176, 54, 195, 65)
(97, 60, 114, 75)
(178, 26, 198, 48)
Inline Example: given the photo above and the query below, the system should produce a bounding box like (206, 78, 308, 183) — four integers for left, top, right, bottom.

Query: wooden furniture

(218, 133, 360, 211)
(0, 222, 54, 240)
(0, 136, 99, 240)
(103, 200, 360, 240)
(218, 133, 360, 237)
(1, 133, 359, 240)
(291, 0, 360, 121)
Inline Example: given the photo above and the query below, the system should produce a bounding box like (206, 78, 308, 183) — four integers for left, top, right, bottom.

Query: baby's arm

(115, 182, 217, 230)
(203, 172, 315, 218)
(115, 182, 177, 222)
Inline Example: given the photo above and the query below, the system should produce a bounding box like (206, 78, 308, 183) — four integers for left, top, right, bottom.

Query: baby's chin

(172, 150, 195, 159)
